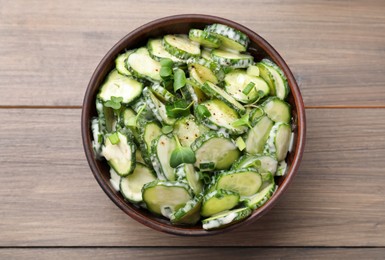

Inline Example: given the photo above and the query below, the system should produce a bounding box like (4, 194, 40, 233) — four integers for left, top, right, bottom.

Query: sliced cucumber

(224, 70, 269, 103)
(189, 62, 219, 84)
(175, 163, 203, 195)
(135, 149, 146, 164)
(151, 134, 177, 181)
(243, 183, 276, 210)
(214, 169, 262, 196)
(115, 50, 134, 76)
(91, 117, 103, 157)
(120, 163, 156, 203)
(246, 65, 260, 77)
(244, 115, 274, 155)
(127, 47, 161, 82)
(261, 59, 289, 100)
(142, 180, 193, 218)
(182, 82, 207, 105)
(195, 99, 247, 135)
(211, 49, 253, 68)
(143, 87, 176, 125)
(163, 34, 201, 59)
(202, 207, 252, 230)
(99, 70, 143, 104)
(249, 106, 265, 124)
(204, 24, 250, 52)
(147, 38, 184, 63)
(130, 97, 155, 120)
(201, 82, 245, 114)
(276, 160, 288, 176)
(201, 190, 240, 217)
(149, 83, 175, 103)
(189, 29, 221, 48)
(261, 97, 291, 123)
(232, 154, 278, 174)
(120, 107, 140, 141)
(96, 98, 116, 133)
(264, 122, 291, 161)
(257, 62, 276, 96)
(173, 115, 208, 147)
(102, 130, 136, 177)
(138, 121, 162, 164)
(191, 131, 240, 171)
(170, 195, 202, 225)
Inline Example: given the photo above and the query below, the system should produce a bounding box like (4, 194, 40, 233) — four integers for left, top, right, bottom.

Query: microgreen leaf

(242, 82, 255, 95)
(169, 134, 196, 168)
(105, 96, 123, 110)
(160, 66, 173, 78)
(232, 112, 252, 128)
(108, 132, 120, 145)
(126, 104, 146, 127)
(173, 68, 186, 92)
(196, 104, 211, 118)
(162, 125, 174, 134)
(160, 58, 174, 68)
(165, 100, 193, 118)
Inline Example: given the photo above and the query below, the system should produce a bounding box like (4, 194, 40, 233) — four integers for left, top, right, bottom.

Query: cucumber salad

(91, 23, 293, 230)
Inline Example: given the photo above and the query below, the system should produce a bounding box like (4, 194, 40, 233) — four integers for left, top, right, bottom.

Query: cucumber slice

(96, 98, 116, 133)
(119, 107, 140, 142)
(91, 117, 103, 157)
(214, 169, 262, 196)
(204, 24, 250, 52)
(189, 29, 221, 48)
(195, 99, 247, 135)
(99, 70, 143, 104)
(138, 121, 162, 165)
(175, 163, 203, 195)
(189, 62, 219, 84)
(142, 180, 193, 218)
(261, 59, 289, 100)
(211, 49, 253, 68)
(102, 130, 136, 177)
(191, 131, 240, 171)
(127, 47, 162, 82)
(261, 97, 291, 124)
(202, 207, 252, 230)
(201, 82, 245, 115)
(115, 50, 134, 76)
(244, 116, 274, 155)
(249, 106, 265, 124)
(181, 82, 207, 105)
(201, 190, 240, 217)
(246, 65, 260, 77)
(151, 134, 177, 181)
(143, 87, 176, 125)
(257, 62, 275, 95)
(243, 183, 276, 210)
(224, 70, 270, 104)
(149, 83, 175, 103)
(130, 97, 155, 121)
(147, 38, 184, 63)
(163, 34, 201, 59)
(170, 195, 203, 225)
(232, 154, 278, 174)
(264, 122, 292, 161)
(276, 160, 288, 176)
(120, 163, 156, 203)
(173, 115, 208, 147)
(201, 48, 213, 61)
(135, 149, 146, 164)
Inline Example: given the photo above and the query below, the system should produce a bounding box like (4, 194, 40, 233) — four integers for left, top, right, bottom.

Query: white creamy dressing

(109, 168, 121, 192)
(91, 118, 102, 155)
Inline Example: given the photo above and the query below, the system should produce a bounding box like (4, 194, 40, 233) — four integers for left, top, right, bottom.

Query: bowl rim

(81, 14, 306, 236)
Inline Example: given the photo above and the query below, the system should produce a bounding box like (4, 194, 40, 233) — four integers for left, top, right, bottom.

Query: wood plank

(1, 0, 385, 106)
(1, 248, 385, 260)
(0, 108, 384, 246)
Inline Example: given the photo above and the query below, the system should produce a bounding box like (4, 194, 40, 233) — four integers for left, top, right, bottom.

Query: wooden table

(1, 0, 385, 258)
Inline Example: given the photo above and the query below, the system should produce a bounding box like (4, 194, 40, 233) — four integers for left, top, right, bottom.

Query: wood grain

(0, 109, 384, 246)
(1, 0, 385, 106)
(1, 248, 385, 260)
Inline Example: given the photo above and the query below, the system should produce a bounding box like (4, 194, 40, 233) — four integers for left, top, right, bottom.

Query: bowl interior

(82, 14, 305, 236)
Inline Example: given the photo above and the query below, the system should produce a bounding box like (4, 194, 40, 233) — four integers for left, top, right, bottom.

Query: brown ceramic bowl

(82, 14, 306, 236)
